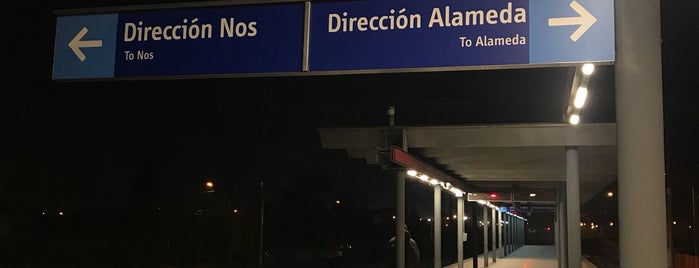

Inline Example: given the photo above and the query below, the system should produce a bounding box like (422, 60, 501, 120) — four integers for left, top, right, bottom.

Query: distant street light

(204, 180, 215, 192)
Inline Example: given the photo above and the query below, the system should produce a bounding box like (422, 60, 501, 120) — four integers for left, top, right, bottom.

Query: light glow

(582, 63, 595, 75)
(574, 87, 588, 108)
(407, 170, 417, 176)
(569, 114, 580, 125)
(450, 187, 463, 197)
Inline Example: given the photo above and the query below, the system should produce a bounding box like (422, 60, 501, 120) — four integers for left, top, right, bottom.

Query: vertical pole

(259, 90, 267, 268)
(507, 214, 512, 255)
(504, 214, 509, 256)
(615, 0, 668, 264)
(434, 185, 442, 268)
(498, 210, 503, 258)
(521, 219, 524, 248)
(555, 208, 560, 267)
(516, 217, 520, 249)
(516, 218, 519, 249)
(693, 185, 697, 256)
(387, 106, 395, 126)
(566, 146, 581, 268)
(559, 185, 568, 268)
(491, 207, 497, 263)
(472, 203, 479, 268)
(397, 171, 406, 268)
(515, 218, 519, 249)
(483, 206, 489, 267)
(521, 218, 524, 248)
(259, 181, 264, 268)
(457, 196, 464, 268)
(512, 217, 516, 252)
(666, 187, 673, 267)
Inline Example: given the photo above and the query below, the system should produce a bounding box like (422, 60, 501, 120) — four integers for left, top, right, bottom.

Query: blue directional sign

(53, 3, 305, 80)
(308, 0, 614, 71)
(53, 0, 614, 80)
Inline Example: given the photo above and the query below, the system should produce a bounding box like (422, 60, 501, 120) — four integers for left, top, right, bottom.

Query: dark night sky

(2, 0, 697, 220)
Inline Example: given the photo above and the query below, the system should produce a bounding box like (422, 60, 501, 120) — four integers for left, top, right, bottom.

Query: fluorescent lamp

(582, 63, 595, 75)
(574, 87, 588, 108)
(569, 114, 580, 125)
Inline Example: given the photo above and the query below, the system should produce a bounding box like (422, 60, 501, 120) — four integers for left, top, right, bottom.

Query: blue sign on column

(308, 0, 614, 71)
(53, 3, 305, 80)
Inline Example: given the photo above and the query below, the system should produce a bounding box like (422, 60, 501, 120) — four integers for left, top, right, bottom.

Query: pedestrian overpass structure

(319, 123, 616, 268)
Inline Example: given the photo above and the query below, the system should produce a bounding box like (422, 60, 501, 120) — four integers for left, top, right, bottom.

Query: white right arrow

(548, 1, 597, 42)
(68, 26, 103, 62)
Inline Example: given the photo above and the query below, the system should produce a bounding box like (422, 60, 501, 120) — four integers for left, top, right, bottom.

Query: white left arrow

(548, 1, 597, 42)
(68, 26, 103, 62)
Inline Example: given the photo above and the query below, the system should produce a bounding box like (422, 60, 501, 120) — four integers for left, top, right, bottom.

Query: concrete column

(512, 215, 516, 250)
(491, 207, 497, 263)
(457, 196, 464, 268)
(521, 218, 524, 248)
(615, 0, 668, 265)
(483, 206, 489, 267)
(397, 171, 406, 268)
(472, 202, 479, 268)
(508, 214, 513, 254)
(555, 210, 560, 267)
(515, 217, 522, 251)
(434, 185, 442, 268)
(515, 217, 522, 250)
(566, 146, 581, 268)
(558, 187, 568, 268)
(519, 218, 523, 248)
(504, 213, 509, 256)
(498, 210, 503, 258)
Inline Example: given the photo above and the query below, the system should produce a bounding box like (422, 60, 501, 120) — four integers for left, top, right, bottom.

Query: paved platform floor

(443, 245, 597, 268)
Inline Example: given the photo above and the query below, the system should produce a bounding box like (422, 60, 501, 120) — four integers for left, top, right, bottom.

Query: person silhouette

(385, 225, 420, 268)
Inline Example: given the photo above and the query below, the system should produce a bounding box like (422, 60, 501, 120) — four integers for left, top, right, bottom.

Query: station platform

(443, 245, 598, 268)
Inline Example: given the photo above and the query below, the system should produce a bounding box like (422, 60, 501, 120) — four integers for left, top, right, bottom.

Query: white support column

(566, 146, 581, 268)
(397, 171, 406, 268)
(457, 196, 464, 268)
(434, 184, 442, 268)
(491, 207, 497, 263)
(615, 0, 668, 265)
(508, 214, 513, 254)
(521, 218, 524, 248)
(483, 206, 489, 267)
(516, 218, 519, 249)
(498, 210, 503, 258)
(503, 213, 512, 256)
(516, 218, 520, 249)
